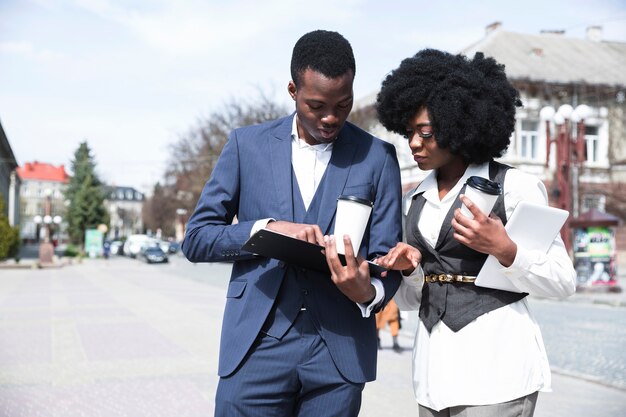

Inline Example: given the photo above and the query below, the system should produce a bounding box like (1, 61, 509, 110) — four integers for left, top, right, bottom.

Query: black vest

(406, 161, 527, 333)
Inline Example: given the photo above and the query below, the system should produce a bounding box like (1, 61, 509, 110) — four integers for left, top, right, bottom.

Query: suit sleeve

(368, 144, 403, 310)
(181, 130, 257, 263)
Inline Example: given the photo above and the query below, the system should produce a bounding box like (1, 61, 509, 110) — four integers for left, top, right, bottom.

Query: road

(175, 254, 626, 389)
(0, 255, 623, 416)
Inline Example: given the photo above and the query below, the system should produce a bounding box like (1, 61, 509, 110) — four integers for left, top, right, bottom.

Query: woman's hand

(374, 242, 422, 275)
(452, 194, 517, 267)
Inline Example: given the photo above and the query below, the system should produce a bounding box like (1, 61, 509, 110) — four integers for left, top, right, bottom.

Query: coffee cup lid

(338, 195, 374, 206)
(466, 176, 502, 195)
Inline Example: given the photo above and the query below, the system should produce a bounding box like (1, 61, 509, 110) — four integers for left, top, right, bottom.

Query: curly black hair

(290, 30, 356, 87)
(376, 49, 521, 164)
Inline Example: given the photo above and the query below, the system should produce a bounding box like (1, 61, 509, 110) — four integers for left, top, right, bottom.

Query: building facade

(16, 162, 69, 242)
(461, 23, 625, 198)
(0, 120, 20, 227)
(357, 22, 626, 270)
(104, 185, 145, 240)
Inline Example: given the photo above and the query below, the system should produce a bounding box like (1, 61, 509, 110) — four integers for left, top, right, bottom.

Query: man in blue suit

(182, 30, 402, 416)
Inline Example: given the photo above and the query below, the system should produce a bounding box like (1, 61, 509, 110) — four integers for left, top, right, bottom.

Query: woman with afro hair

(374, 49, 576, 417)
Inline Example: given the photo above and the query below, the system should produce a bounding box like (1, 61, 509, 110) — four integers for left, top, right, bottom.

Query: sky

(1, 0, 626, 195)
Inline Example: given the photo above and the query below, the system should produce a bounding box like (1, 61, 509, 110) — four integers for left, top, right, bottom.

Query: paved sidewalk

(0, 258, 623, 416)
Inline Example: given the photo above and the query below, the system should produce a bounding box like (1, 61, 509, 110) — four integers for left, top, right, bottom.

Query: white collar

(290, 115, 334, 152)
(409, 162, 491, 199)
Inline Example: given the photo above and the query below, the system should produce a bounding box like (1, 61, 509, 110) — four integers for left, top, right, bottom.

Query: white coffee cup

(333, 195, 373, 255)
(460, 176, 502, 219)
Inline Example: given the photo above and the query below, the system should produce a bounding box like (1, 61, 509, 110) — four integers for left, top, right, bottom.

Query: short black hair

(290, 30, 356, 87)
(376, 49, 521, 164)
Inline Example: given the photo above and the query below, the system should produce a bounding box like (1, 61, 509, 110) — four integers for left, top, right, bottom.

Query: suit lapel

(270, 117, 295, 222)
(315, 131, 357, 234)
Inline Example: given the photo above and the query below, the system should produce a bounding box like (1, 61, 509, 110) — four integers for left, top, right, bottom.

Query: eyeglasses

(404, 123, 434, 140)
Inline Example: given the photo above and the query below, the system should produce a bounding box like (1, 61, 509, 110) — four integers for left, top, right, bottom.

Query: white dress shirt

(251, 115, 384, 317)
(394, 162, 576, 412)
(290, 120, 334, 210)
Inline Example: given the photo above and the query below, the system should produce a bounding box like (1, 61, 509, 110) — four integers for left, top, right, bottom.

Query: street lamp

(540, 103, 591, 253)
(33, 215, 42, 242)
(43, 215, 52, 240)
(34, 188, 56, 264)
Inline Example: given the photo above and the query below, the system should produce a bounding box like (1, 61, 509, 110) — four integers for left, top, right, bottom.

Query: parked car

(142, 246, 169, 264)
(167, 241, 181, 254)
(157, 240, 170, 254)
(109, 240, 123, 255)
(123, 235, 153, 258)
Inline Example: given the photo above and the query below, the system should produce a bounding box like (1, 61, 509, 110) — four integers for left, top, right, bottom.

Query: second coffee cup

(460, 176, 502, 219)
(333, 195, 373, 255)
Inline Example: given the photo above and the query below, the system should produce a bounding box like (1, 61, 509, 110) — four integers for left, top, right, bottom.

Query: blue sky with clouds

(1, 0, 625, 193)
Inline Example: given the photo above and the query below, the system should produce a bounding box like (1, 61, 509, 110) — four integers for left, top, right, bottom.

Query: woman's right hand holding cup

(374, 242, 422, 276)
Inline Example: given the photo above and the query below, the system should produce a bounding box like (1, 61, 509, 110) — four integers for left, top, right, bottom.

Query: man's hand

(374, 242, 421, 276)
(324, 234, 375, 304)
(266, 221, 325, 246)
(452, 194, 517, 267)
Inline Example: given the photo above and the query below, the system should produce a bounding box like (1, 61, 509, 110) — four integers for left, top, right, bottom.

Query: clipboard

(241, 229, 388, 277)
(475, 201, 569, 292)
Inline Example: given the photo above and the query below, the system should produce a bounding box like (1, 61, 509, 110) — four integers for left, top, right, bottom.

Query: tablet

(474, 201, 569, 292)
(241, 229, 388, 277)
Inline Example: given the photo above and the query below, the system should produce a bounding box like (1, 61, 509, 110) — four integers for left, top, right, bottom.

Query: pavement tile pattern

(0, 260, 219, 417)
(0, 257, 624, 417)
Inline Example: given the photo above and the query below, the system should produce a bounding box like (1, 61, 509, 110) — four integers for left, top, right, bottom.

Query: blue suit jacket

(182, 114, 402, 383)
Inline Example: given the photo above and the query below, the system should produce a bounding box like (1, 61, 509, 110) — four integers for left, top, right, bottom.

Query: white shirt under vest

(394, 161, 576, 412)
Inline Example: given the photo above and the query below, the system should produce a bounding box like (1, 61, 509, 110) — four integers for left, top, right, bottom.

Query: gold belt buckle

(426, 273, 476, 283)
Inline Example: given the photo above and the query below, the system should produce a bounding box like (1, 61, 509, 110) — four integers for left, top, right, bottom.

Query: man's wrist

(356, 278, 385, 318)
(361, 284, 377, 304)
(250, 218, 275, 237)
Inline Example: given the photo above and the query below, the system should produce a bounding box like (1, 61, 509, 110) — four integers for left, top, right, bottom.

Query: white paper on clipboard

(474, 201, 569, 293)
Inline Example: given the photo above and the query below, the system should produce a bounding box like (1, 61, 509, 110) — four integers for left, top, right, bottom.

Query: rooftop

(461, 23, 626, 87)
(16, 161, 69, 183)
(104, 185, 144, 202)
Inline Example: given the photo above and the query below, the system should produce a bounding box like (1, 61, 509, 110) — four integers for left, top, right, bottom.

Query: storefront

(570, 208, 621, 289)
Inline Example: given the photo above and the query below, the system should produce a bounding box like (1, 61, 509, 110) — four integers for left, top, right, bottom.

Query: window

(519, 120, 539, 160)
(584, 126, 600, 163)
(117, 190, 124, 200)
(126, 191, 133, 200)
(581, 194, 605, 212)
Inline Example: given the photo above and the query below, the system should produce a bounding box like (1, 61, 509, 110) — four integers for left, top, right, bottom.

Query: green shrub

(0, 198, 20, 260)
(64, 244, 81, 258)
(0, 225, 19, 260)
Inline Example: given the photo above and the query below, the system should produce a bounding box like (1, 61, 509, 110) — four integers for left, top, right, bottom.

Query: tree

(142, 182, 176, 238)
(65, 142, 109, 245)
(166, 90, 289, 211)
(0, 196, 20, 260)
